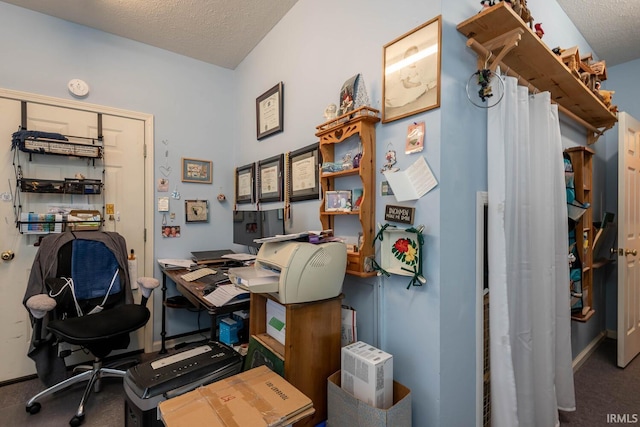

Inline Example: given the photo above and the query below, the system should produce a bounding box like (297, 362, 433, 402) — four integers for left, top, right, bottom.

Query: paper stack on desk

(204, 284, 249, 306)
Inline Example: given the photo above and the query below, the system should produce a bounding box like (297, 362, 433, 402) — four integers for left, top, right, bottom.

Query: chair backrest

(47, 238, 126, 319)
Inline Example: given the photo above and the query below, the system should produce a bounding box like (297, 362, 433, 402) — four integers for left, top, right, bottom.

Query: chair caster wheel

(26, 402, 41, 414)
(70, 414, 84, 426)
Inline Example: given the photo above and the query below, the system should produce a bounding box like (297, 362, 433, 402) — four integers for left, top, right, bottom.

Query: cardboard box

(341, 341, 393, 409)
(158, 365, 314, 427)
(327, 371, 411, 427)
(266, 298, 286, 345)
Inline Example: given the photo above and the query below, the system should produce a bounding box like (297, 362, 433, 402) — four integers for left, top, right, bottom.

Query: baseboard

(606, 329, 617, 340)
(572, 331, 607, 371)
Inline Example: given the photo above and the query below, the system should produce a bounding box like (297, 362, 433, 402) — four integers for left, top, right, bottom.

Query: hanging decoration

(372, 223, 426, 289)
(465, 67, 505, 108)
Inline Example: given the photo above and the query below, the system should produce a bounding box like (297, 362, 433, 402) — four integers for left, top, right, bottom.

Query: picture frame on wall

(181, 157, 212, 183)
(185, 199, 209, 223)
(288, 143, 320, 202)
(256, 82, 284, 140)
(382, 15, 442, 123)
(257, 154, 284, 203)
(235, 163, 255, 204)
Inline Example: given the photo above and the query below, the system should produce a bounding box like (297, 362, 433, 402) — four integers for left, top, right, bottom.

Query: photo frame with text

(257, 154, 284, 203)
(288, 143, 320, 202)
(181, 158, 212, 183)
(256, 82, 284, 140)
(382, 15, 442, 123)
(235, 163, 255, 204)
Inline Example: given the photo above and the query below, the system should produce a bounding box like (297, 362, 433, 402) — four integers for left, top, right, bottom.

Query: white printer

(229, 241, 346, 304)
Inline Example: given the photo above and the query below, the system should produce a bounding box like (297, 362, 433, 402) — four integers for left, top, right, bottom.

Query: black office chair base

(25, 359, 125, 426)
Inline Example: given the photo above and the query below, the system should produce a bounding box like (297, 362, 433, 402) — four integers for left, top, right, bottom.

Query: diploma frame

(257, 154, 284, 203)
(235, 163, 255, 204)
(288, 143, 320, 202)
(256, 82, 284, 140)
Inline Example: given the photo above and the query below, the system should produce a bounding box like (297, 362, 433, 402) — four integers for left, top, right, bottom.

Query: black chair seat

(48, 304, 150, 345)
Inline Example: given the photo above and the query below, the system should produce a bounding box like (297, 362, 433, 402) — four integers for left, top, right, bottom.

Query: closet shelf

(457, 2, 617, 141)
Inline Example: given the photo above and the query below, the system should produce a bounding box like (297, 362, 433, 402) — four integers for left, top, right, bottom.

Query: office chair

(23, 231, 159, 427)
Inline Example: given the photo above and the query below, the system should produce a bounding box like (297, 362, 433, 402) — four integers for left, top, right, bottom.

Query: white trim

(606, 329, 617, 340)
(1, 87, 156, 353)
(572, 331, 606, 372)
(476, 191, 488, 427)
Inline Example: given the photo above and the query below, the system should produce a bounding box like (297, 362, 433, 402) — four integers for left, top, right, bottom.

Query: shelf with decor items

(457, 2, 617, 144)
(248, 292, 343, 427)
(316, 106, 379, 277)
(566, 146, 595, 322)
(11, 123, 105, 234)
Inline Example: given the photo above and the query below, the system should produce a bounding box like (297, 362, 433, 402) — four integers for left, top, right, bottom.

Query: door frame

(0, 87, 155, 352)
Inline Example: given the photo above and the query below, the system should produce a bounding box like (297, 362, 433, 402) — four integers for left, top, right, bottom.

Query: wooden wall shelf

(457, 3, 617, 140)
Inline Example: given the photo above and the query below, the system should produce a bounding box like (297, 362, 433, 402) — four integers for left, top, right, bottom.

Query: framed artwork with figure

(382, 15, 442, 123)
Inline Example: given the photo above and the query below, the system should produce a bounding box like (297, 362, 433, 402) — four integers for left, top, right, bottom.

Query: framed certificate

(235, 163, 255, 204)
(256, 82, 284, 140)
(257, 154, 284, 203)
(288, 143, 320, 202)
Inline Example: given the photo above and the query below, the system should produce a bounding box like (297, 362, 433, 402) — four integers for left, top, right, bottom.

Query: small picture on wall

(161, 225, 181, 238)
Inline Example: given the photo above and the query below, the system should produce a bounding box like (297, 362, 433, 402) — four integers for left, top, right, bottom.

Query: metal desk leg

(160, 273, 167, 354)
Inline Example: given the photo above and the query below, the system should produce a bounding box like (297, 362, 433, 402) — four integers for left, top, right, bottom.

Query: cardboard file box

(327, 371, 411, 427)
(158, 365, 315, 427)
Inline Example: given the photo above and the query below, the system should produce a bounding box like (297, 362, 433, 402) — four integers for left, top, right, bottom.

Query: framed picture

(235, 163, 255, 204)
(181, 158, 212, 183)
(185, 199, 209, 223)
(325, 190, 352, 212)
(288, 143, 320, 202)
(256, 82, 284, 140)
(382, 15, 442, 123)
(257, 154, 284, 203)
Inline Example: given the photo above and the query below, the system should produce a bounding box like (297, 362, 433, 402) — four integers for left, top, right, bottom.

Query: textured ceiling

(0, 0, 298, 70)
(557, 0, 640, 66)
(2, 1, 638, 69)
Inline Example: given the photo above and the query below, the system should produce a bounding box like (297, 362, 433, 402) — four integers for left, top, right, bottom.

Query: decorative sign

(384, 205, 415, 224)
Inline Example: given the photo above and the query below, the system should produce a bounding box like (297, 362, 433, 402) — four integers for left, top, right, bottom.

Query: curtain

(487, 76, 576, 427)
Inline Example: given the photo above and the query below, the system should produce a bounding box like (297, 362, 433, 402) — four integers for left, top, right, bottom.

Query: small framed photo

(256, 82, 284, 140)
(181, 158, 212, 184)
(382, 15, 442, 123)
(288, 143, 320, 202)
(325, 190, 352, 212)
(185, 199, 209, 223)
(352, 188, 363, 211)
(235, 163, 255, 204)
(257, 154, 284, 203)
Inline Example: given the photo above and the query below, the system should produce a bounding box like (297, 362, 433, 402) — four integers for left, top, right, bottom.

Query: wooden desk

(159, 267, 250, 354)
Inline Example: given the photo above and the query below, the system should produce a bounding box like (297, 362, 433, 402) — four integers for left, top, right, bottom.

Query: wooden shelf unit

(457, 2, 617, 142)
(316, 106, 380, 277)
(248, 293, 343, 427)
(566, 146, 595, 322)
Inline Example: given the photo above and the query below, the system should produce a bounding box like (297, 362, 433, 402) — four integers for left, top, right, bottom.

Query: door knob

(1, 250, 14, 261)
(625, 248, 638, 256)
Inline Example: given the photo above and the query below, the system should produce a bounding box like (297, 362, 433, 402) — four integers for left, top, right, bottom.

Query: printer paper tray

(236, 281, 279, 293)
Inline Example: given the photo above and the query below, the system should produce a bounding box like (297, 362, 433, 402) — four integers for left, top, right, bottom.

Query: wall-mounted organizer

(11, 104, 105, 234)
(457, 2, 618, 143)
(316, 106, 379, 277)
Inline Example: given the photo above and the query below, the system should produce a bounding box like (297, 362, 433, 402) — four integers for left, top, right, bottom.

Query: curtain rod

(466, 38, 604, 137)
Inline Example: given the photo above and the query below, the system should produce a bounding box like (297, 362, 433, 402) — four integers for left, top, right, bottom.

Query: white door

(617, 111, 640, 368)
(0, 97, 148, 381)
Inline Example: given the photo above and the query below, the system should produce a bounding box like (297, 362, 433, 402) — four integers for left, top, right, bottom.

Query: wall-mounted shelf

(457, 2, 617, 143)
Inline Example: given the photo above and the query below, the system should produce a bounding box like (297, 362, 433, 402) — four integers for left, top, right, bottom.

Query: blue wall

(1, 0, 635, 425)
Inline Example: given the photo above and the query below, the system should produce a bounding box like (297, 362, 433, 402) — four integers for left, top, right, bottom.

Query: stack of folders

(228, 266, 280, 293)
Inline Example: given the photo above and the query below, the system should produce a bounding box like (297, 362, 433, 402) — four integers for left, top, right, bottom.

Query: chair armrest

(25, 294, 57, 319)
(136, 277, 160, 306)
